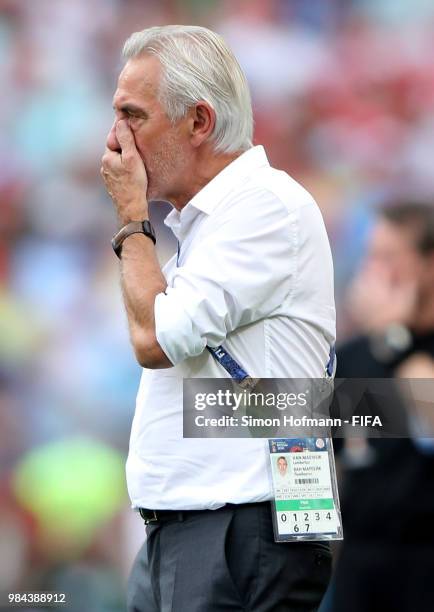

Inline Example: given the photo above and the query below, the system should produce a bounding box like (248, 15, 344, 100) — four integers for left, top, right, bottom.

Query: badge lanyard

(207, 342, 342, 542)
(178, 241, 342, 542)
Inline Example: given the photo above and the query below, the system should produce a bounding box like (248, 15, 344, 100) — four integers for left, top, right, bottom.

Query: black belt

(138, 501, 269, 525)
(138, 508, 196, 524)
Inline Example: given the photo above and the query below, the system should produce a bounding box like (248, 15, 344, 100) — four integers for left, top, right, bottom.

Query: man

(276, 456, 289, 477)
(341, 201, 434, 376)
(101, 25, 335, 612)
(275, 456, 291, 493)
(324, 202, 434, 612)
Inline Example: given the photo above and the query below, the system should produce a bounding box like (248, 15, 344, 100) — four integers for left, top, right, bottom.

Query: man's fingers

(101, 146, 121, 172)
(116, 120, 136, 155)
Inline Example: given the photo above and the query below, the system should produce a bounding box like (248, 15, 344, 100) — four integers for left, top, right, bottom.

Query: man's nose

(106, 120, 121, 152)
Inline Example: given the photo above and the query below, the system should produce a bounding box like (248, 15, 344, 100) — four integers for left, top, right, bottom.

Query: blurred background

(1, 0, 434, 610)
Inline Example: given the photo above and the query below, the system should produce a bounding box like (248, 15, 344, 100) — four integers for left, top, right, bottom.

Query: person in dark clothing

(322, 201, 434, 612)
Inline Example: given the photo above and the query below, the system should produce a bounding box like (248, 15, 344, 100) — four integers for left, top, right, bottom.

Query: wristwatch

(111, 220, 156, 258)
(369, 323, 412, 363)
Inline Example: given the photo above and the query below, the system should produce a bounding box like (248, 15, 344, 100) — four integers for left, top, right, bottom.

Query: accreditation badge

(268, 437, 343, 542)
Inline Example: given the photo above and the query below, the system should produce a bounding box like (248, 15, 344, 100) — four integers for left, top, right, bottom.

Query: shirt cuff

(154, 290, 207, 366)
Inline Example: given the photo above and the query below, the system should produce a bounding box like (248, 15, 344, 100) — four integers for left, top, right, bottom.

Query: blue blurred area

(1, 0, 434, 607)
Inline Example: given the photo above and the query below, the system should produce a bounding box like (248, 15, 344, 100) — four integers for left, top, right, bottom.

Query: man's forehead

(369, 221, 415, 253)
(113, 55, 161, 105)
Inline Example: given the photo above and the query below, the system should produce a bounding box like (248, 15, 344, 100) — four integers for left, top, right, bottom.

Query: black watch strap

(111, 220, 156, 258)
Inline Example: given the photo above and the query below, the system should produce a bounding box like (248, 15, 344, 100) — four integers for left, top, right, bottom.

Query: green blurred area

(13, 437, 127, 555)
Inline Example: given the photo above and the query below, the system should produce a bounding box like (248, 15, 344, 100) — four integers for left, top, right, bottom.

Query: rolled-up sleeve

(154, 188, 300, 366)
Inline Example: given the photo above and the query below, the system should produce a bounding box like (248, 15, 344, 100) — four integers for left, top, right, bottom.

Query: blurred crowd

(1, 0, 434, 609)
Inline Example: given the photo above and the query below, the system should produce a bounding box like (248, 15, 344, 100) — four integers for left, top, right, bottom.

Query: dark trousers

(127, 502, 331, 612)
(328, 541, 434, 612)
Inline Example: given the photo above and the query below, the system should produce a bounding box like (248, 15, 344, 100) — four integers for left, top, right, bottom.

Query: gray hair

(122, 25, 253, 154)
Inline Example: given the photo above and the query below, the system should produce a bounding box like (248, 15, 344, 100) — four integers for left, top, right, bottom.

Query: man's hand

(396, 353, 434, 379)
(100, 119, 170, 369)
(396, 353, 434, 436)
(101, 120, 148, 225)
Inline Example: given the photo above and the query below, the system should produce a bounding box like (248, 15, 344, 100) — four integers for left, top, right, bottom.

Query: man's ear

(189, 101, 216, 148)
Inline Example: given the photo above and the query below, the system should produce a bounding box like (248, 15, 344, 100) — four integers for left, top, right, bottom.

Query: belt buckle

(139, 509, 159, 524)
(145, 510, 158, 525)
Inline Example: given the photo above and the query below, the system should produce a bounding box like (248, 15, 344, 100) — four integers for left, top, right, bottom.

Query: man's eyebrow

(112, 102, 148, 117)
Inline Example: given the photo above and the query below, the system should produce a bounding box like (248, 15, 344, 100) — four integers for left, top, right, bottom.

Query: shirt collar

(164, 145, 269, 239)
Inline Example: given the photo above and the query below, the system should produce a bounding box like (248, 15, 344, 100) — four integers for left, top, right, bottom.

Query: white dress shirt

(126, 145, 336, 510)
